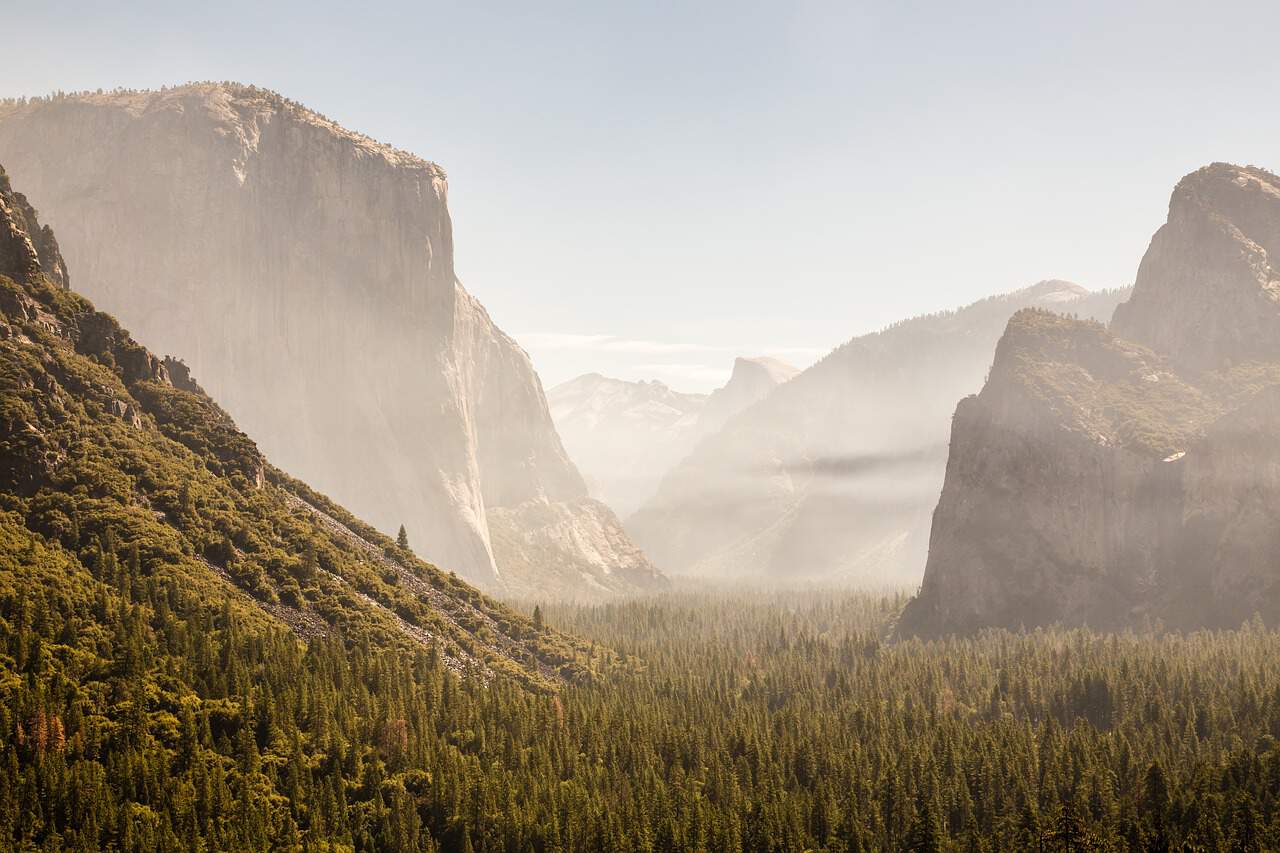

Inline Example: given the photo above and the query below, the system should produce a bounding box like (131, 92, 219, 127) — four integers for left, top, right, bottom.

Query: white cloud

(517, 332, 828, 361)
(515, 333, 616, 350)
(519, 332, 831, 392)
(634, 362, 734, 384)
(516, 333, 721, 355)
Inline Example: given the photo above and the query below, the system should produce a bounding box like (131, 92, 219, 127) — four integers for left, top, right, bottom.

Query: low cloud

(773, 446, 948, 478)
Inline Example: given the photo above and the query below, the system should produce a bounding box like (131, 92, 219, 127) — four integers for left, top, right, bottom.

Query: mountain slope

(0, 83, 660, 599)
(548, 356, 796, 516)
(899, 163, 1280, 636)
(0, 162, 590, 688)
(627, 281, 1128, 584)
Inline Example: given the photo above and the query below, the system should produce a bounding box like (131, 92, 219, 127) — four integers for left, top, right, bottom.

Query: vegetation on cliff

(986, 308, 1280, 458)
(0, 262, 590, 687)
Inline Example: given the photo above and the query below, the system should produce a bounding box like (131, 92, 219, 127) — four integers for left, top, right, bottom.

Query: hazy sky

(7, 0, 1280, 390)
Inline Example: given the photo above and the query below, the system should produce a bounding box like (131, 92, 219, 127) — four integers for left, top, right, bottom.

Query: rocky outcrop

(627, 282, 1128, 584)
(488, 498, 669, 600)
(899, 164, 1280, 637)
(1113, 164, 1280, 371)
(0, 83, 658, 595)
(0, 165, 67, 288)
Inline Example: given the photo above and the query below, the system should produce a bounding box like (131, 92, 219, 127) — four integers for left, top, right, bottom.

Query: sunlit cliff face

(0, 84, 663, 599)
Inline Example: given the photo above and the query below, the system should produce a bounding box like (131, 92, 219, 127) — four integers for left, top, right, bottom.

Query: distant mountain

(627, 281, 1129, 584)
(699, 356, 800, 436)
(549, 374, 707, 514)
(0, 83, 662, 599)
(549, 356, 797, 515)
(0, 161, 587, 684)
(899, 163, 1280, 637)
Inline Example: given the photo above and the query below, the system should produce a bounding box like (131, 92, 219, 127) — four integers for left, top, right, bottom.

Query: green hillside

(0, 164, 604, 849)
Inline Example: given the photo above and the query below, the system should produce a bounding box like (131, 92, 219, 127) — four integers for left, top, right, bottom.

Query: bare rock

(900, 165, 1280, 636)
(1113, 163, 1280, 370)
(0, 84, 658, 596)
(0, 165, 67, 288)
(487, 497, 668, 601)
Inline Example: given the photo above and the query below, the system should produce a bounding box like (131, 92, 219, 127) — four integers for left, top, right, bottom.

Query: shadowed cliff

(900, 163, 1280, 637)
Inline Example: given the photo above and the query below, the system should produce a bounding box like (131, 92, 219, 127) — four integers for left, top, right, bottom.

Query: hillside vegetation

(536, 590, 1280, 852)
(989, 308, 1280, 458)
(0, 163, 606, 849)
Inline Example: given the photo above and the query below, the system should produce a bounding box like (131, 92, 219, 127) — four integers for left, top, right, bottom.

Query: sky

(6, 0, 1280, 391)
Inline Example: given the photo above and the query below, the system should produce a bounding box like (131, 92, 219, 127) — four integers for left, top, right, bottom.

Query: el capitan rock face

(627, 282, 1127, 585)
(0, 160, 588, 686)
(0, 84, 658, 596)
(899, 164, 1280, 637)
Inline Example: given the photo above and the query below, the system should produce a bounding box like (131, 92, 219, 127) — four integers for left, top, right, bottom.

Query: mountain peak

(728, 355, 800, 386)
(696, 355, 798, 436)
(1178, 161, 1280, 195)
(1022, 279, 1089, 305)
(1112, 161, 1280, 371)
(548, 372, 707, 514)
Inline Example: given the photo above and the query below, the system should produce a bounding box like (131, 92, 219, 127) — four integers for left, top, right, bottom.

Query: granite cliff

(628, 282, 1127, 584)
(1112, 164, 1280, 370)
(0, 84, 662, 598)
(899, 164, 1280, 636)
(0, 161, 591, 686)
(698, 356, 800, 436)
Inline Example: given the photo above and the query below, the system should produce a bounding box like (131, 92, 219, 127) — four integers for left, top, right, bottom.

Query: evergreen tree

(906, 802, 942, 853)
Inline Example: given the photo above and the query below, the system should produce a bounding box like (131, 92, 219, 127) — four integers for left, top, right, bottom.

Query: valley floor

(528, 587, 1279, 851)
(4, 575, 1278, 851)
